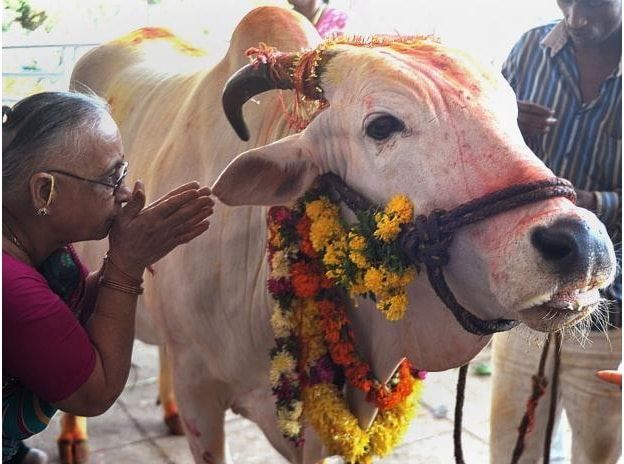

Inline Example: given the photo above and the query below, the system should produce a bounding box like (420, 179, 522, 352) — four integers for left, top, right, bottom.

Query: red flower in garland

(291, 261, 321, 298)
(296, 216, 317, 258)
(267, 277, 292, 296)
(269, 206, 292, 224)
(346, 364, 373, 392)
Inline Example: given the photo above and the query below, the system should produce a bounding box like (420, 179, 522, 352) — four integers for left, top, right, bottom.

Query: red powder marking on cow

(202, 451, 215, 464)
(112, 27, 206, 56)
(182, 416, 201, 438)
(382, 39, 483, 96)
(363, 95, 375, 112)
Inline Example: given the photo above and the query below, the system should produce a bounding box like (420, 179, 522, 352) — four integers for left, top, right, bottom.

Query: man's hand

(597, 370, 622, 387)
(517, 100, 557, 137)
(574, 188, 597, 211)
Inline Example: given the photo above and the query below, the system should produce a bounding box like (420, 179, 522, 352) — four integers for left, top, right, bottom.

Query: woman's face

(49, 113, 132, 243)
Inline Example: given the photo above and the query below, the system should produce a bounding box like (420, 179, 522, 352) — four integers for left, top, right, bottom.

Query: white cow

(69, 6, 615, 463)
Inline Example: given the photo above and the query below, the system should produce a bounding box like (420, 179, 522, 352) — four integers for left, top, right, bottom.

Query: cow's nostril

(530, 218, 599, 279)
(531, 226, 576, 262)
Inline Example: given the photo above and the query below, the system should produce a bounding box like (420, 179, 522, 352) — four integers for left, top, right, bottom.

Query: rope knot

(401, 209, 452, 267)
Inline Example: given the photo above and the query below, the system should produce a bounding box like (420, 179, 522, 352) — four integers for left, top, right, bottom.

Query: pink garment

(315, 7, 348, 38)
(2, 250, 96, 403)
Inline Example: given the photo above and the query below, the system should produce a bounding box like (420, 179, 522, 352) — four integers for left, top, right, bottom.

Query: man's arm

(594, 189, 621, 232)
(574, 188, 621, 234)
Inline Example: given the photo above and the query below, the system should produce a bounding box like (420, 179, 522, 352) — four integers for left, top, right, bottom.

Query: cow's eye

(365, 115, 405, 141)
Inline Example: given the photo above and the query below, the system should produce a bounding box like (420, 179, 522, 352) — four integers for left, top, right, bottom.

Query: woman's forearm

(85, 263, 143, 403)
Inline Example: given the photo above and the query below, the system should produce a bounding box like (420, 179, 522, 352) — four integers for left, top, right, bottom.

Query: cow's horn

(222, 59, 295, 142)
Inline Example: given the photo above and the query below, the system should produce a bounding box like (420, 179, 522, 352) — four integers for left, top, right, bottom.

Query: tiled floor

(25, 340, 570, 463)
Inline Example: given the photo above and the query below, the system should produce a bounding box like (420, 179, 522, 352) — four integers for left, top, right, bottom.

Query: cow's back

(70, 7, 321, 383)
(71, 8, 320, 197)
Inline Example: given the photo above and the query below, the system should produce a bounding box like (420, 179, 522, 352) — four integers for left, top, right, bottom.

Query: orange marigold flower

(346, 364, 372, 392)
(296, 216, 317, 257)
(291, 262, 321, 298)
(331, 341, 355, 365)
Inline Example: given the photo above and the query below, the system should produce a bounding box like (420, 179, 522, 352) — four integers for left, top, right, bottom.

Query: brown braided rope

(510, 335, 552, 464)
(454, 365, 469, 464)
(542, 332, 563, 464)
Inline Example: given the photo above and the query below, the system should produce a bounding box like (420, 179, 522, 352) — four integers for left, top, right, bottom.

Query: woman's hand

(107, 180, 213, 276)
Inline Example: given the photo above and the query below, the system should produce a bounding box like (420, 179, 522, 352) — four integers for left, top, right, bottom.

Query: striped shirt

(502, 20, 621, 328)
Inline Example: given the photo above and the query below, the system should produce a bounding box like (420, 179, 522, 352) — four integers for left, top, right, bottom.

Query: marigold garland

(266, 188, 427, 462)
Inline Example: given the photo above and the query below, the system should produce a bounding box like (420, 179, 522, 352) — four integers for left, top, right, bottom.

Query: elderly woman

(2, 91, 214, 463)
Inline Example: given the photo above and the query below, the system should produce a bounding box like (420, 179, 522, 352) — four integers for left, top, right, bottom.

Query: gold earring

(36, 176, 55, 217)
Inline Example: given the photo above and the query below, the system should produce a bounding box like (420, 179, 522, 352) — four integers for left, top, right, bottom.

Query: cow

(67, 6, 615, 463)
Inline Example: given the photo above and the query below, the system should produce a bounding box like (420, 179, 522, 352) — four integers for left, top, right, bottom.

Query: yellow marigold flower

(384, 267, 416, 289)
(385, 195, 413, 224)
(398, 267, 417, 286)
(383, 269, 402, 288)
(278, 400, 304, 421)
(349, 274, 368, 298)
(348, 232, 367, 251)
(349, 250, 369, 269)
(305, 197, 337, 221)
(368, 378, 421, 457)
(305, 199, 326, 221)
(325, 268, 344, 281)
(270, 351, 296, 385)
(277, 417, 302, 438)
(379, 292, 408, 321)
(374, 215, 402, 242)
(323, 239, 346, 266)
(303, 385, 369, 463)
(309, 216, 343, 251)
(300, 300, 323, 339)
(363, 267, 385, 294)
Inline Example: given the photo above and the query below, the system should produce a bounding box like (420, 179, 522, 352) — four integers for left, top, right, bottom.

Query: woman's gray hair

(2, 91, 111, 198)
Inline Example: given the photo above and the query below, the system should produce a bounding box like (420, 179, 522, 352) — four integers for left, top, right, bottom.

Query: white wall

(2, 1, 563, 102)
(334, 0, 562, 67)
(4, 0, 563, 64)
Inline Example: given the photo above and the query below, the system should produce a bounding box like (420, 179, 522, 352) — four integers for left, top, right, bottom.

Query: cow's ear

(212, 134, 319, 206)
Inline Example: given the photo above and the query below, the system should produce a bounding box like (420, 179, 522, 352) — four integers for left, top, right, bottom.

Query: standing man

(490, 1, 621, 463)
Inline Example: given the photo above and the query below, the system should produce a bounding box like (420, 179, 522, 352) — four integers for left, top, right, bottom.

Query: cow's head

(213, 36, 615, 335)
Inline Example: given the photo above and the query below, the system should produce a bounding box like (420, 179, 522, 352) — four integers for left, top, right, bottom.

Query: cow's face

(214, 39, 615, 333)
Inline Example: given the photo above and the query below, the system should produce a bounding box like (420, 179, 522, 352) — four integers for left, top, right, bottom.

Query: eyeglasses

(46, 161, 128, 196)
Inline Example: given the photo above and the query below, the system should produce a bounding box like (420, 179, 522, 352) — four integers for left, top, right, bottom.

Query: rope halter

(318, 174, 577, 336)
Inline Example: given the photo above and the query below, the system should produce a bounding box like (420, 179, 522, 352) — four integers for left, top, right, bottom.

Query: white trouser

(490, 327, 621, 464)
